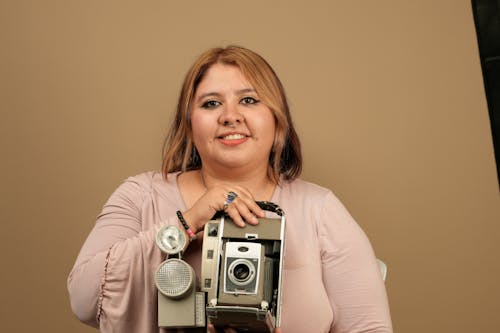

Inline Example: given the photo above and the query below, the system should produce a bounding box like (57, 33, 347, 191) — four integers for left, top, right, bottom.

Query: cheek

(190, 112, 214, 144)
(251, 112, 276, 144)
(262, 111, 277, 139)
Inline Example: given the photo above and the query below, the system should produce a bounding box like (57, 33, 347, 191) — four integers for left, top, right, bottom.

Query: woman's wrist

(176, 210, 198, 241)
(180, 209, 205, 234)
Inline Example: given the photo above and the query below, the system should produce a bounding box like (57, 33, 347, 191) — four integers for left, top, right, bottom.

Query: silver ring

(223, 191, 238, 211)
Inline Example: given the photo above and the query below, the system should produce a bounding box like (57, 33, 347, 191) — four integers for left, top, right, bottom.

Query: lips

(217, 132, 249, 146)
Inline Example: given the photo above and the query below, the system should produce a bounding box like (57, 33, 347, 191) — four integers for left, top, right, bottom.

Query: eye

(240, 97, 259, 105)
(201, 100, 221, 109)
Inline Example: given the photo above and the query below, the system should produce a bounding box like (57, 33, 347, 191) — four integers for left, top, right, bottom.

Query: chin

(220, 159, 252, 169)
(204, 149, 271, 172)
(216, 157, 265, 172)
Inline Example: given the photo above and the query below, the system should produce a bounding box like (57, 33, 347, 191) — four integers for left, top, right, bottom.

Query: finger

(228, 188, 265, 218)
(219, 189, 240, 213)
(219, 187, 266, 226)
(274, 328, 282, 333)
(230, 198, 259, 225)
(246, 199, 266, 218)
(225, 202, 246, 227)
(207, 324, 238, 333)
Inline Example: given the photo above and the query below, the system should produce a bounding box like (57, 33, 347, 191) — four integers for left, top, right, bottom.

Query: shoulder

(108, 171, 179, 204)
(278, 178, 350, 219)
(279, 178, 333, 201)
(120, 171, 177, 192)
(99, 171, 182, 219)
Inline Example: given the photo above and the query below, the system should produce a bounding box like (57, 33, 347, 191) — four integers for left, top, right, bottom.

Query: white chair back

(377, 259, 387, 282)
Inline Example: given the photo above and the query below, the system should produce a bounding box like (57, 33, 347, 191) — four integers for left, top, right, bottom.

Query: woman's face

(190, 63, 276, 174)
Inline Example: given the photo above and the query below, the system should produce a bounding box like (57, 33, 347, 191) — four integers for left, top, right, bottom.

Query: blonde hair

(162, 45, 301, 183)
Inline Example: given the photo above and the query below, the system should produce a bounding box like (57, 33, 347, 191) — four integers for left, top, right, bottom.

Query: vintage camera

(155, 202, 285, 332)
(202, 202, 285, 332)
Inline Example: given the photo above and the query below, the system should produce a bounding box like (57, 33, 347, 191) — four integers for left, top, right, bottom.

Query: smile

(218, 133, 249, 146)
(221, 134, 246, 140)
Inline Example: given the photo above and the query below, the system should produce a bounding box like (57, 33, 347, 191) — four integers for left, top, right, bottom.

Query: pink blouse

(67, 171, 392, 332)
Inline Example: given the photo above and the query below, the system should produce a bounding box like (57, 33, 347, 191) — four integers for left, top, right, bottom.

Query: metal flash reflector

(156, 225, 186, 255)
(155, 258, 195, 298)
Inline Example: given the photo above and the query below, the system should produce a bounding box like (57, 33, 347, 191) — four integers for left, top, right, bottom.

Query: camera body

(156, 203, 285, 333)
(202, 214, 285, 332)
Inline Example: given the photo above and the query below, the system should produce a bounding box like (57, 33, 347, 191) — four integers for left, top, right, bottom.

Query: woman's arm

(66, 176, 176, 331)
(319, 191, 393, 333)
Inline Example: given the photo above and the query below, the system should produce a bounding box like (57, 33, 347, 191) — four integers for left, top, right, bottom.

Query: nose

(218, 102, 243, 127)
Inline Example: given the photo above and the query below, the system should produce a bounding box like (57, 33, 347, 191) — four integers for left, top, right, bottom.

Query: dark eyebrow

(196, 92, 221, 103)
(196, 88, 257, 102)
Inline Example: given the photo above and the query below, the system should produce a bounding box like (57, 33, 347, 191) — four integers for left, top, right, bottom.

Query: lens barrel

(233, 263, 250, 281)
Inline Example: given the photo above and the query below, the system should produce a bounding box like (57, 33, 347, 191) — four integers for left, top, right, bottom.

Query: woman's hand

(207, 323, 282, 333)
(182, 184, 265, 232)
(207, 324, 236, 333)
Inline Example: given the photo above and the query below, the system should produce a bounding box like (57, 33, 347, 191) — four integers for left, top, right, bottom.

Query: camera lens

(233, 263, 250, 281)
(228, 258, 256, 287)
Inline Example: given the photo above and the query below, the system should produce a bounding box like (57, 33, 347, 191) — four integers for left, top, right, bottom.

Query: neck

(199, 166, 275, 201)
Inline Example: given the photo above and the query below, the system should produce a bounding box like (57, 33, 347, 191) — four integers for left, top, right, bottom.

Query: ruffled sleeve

(67, 175, 179, 332)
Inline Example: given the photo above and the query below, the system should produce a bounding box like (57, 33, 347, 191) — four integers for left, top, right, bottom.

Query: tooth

(224, 134, 244, 140)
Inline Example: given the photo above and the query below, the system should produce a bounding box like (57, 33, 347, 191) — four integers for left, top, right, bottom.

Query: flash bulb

(156, 225, 186, 255)
(155, 258, 194, 298)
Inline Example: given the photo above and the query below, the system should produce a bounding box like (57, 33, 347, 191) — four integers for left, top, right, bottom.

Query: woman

(68, 46, 392, 333)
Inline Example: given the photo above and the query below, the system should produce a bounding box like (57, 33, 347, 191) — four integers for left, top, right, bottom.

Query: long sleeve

(318, 191, 393, 333)
(68, 174, 392, 333)
(67, 174, 181, 332)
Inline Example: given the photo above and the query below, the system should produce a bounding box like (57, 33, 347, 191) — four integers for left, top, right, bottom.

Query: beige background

(1, 0, 499, 332)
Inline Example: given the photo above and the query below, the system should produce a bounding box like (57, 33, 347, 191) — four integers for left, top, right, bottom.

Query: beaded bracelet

(176, 210, 197, 241)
